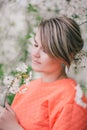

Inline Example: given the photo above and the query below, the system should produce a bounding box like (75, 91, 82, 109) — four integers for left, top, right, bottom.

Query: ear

(70, 53, 74, 61)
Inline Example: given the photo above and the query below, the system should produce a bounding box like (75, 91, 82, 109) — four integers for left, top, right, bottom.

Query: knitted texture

(11, 78, 87, 130)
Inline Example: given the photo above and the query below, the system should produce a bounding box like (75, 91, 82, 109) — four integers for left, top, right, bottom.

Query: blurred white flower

(25, 77, 30, 85)
(16, 63, 28, 73)
(3, 76, 14, 88)
(75, 84, 87, 108)
(16, 0, 28, 7)
(9, 86, 20, 94)
(3, 75, 20, 94)
(4, 63, 32, 94)
(29, 71, 32, 80)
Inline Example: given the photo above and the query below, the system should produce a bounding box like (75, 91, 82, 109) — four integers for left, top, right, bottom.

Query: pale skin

(0, 30, 67, 130)
(0, 102, 24, 130)
(31, 29, 67, 82)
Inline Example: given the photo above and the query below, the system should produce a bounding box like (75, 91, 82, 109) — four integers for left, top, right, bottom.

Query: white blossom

(29, 71, 32, 80)
(75, 84, 87, 108)
(3, 76, 14, 88)
(16, 63, 28, 73)
(9, 86, 20, 94)
(25, 78, 30, 85)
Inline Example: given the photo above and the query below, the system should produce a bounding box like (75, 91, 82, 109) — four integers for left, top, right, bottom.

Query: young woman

(0, 16, 87, 130)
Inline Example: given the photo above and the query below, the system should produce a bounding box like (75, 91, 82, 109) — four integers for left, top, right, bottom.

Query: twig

(79, 21, 87, 26)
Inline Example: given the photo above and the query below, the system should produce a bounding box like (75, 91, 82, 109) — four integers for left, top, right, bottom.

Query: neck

(41, 71, 67, 83)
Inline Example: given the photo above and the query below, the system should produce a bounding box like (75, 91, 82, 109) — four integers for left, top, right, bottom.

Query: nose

(32, 47, 40, 58)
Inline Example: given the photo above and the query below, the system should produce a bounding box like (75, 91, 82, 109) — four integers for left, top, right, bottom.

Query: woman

(0, 16, 87, 130)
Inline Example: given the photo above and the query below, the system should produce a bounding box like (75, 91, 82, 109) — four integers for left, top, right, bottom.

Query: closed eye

(33, 38, 38, 47)
(33, 37, 46, 53)
(34, 43, 38, 47)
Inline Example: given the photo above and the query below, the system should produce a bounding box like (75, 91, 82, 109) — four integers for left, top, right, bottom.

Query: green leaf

(7, 93, 15, 105)
(72, 14, 79, 19)
(25, 33, 32, 39)
(27, 66, 32, 74)
(47, 8, 52, 12)
(36, 15, 42, 22)
(0, 64, 4, 78)
(27, 4, 38, 12)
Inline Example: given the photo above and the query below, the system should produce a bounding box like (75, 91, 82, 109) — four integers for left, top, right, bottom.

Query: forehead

(35, 28, 40, 38)
(34, 29, 41, 44)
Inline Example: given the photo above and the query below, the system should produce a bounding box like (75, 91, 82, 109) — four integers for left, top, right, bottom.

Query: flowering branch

(0, 63, 32, 107)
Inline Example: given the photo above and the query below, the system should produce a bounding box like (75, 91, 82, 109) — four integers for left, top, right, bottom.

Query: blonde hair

(38, 16, 84, 65)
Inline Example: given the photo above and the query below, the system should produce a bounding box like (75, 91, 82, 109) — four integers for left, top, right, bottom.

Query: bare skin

(0, 102, 24, 130)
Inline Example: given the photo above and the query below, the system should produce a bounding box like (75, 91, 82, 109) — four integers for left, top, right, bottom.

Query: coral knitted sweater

(11, 78, 87, 130)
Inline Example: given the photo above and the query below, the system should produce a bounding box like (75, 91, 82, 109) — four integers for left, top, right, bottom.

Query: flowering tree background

(0, 0, 87, 105)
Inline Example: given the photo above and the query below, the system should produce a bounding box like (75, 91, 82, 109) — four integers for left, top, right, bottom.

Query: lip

(32, 59, 41, 64)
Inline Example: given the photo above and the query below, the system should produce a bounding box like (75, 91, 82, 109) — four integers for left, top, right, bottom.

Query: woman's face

(31, 30, 63, 74)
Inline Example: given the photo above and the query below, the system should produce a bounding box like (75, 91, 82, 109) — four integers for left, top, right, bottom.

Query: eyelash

(33, 43, 46, 53)
(33, 44, 38, 47)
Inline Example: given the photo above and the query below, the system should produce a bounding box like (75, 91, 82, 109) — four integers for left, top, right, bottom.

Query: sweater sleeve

(50, 103, 87, 130)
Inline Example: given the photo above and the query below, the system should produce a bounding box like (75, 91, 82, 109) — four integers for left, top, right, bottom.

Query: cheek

(44, 58, 62, 70)
(30, 48, 35, 58)
(41, 54, 51, 64)
(41, 56, 56, 68)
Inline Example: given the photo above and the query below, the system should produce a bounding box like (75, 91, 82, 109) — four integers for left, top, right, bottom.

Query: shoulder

(49, 102, 87, 129)
(48, 79, 87, 129)
(49, 78, 87, 113)
(48, 78, 77, 110)
(49, 78, 77, 103)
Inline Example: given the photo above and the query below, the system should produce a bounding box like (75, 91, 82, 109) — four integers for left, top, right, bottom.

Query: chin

(32, 66, 42, 72)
